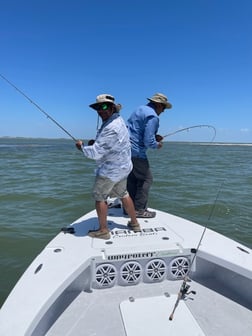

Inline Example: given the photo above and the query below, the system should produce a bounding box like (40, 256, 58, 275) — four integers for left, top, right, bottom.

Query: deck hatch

(120, 295, 205, 336)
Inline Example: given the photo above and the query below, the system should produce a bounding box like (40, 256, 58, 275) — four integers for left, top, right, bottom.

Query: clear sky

(0, 0, 251, 143)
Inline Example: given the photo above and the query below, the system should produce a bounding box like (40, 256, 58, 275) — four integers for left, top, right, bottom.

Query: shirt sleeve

(143, 116, 159, 149)
(81, 126, 116, 160)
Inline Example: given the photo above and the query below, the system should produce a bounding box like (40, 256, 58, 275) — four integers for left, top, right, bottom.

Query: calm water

(0, 138, 252, 307)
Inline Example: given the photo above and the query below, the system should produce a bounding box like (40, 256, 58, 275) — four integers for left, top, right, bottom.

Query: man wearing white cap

(76, 94, 140, 239)
(127, 93, 172, 218)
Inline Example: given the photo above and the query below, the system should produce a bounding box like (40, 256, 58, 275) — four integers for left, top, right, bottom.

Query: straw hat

(147, 93, 172, 109)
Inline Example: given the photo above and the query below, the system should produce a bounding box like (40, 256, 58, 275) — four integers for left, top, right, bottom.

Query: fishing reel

(169, 278, 197, 321)
(181, 279, 196, 299)
(182, 284, 196, 298)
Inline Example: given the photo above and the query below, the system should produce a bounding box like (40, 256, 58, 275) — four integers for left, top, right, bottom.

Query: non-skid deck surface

(46, 280, 252, 336)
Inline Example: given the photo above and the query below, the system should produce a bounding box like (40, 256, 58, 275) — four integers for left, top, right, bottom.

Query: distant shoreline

(0, 136, 251, 146)
(0, 136, 71, 140)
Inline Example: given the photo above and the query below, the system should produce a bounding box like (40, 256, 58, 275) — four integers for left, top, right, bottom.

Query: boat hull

(0, 206, 251, 335)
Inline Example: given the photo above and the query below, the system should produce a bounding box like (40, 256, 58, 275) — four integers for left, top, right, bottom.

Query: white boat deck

(46, 279, 252, 336)
(0, 205, 251, 336)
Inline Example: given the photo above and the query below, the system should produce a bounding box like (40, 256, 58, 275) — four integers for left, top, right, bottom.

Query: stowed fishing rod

(169, 181, 224, 321)
(0, 73, 77, 141)
(163, 124, 216, 142)
(162, 122, 218, 320)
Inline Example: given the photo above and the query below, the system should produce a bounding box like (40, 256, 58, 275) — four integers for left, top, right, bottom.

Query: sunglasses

(96, 103, 110, 111)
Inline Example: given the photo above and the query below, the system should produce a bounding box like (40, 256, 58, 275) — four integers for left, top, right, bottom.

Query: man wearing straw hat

(76, 94, 140, 239)
(127, 93, 172, 218)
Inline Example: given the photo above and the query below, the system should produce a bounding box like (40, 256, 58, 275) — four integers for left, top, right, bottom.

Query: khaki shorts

(93, 176, 129, 202)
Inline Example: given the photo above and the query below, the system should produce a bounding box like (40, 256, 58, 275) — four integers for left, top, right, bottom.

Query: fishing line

(169, 181, 224, 321)
(0, 73, 77, 141)
(190, 181, 224, 270)
(164, 122, 220, 321)
(163, 124, 216, 142)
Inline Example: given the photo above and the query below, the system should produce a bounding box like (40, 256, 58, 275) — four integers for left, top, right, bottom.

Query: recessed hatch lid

(120, 294, 205, 336)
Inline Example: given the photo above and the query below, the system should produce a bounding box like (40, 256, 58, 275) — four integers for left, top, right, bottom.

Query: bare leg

(121, 196, 139, 225)
(95, 201, 109, 232)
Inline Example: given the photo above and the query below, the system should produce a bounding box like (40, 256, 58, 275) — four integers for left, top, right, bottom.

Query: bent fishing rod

(169, 181, 224, 321)
(0, 73, 77, 141)
(163, 124, 216, 142)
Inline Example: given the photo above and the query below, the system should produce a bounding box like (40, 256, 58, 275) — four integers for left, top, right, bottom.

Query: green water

(0, 138, 252, 307)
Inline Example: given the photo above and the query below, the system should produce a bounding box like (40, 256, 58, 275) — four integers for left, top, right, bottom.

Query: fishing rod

(163, 124, 216, 142)
(169, 181, 224, 321)
(0, 73, 77, 141)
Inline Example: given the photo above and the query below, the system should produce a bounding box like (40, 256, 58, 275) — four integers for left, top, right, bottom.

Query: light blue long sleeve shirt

(127, 104, 159, 159)
(81, 113, 132, 182)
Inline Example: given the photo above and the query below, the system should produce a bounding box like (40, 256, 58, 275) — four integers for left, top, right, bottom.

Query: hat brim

(165, 102, 172, 109)
(147, 98, 172, 109)
(89, 103, 101, 110)
(89, 102, 122, 112)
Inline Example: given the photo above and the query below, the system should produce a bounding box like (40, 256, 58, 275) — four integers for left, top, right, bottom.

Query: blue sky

(0, 0, 251, 143)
